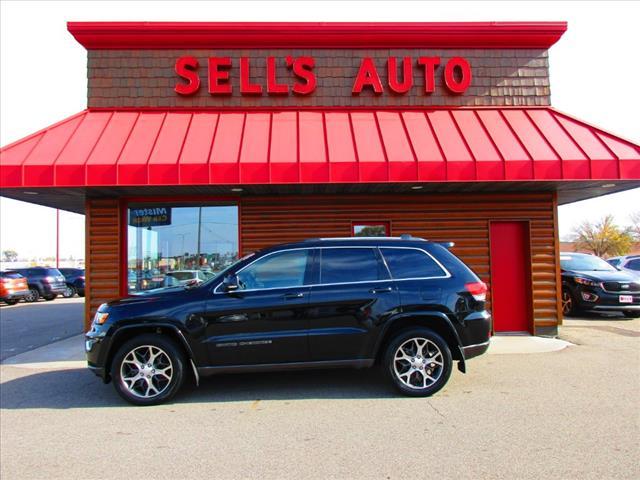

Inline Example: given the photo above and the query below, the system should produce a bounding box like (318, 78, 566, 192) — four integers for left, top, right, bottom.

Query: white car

(165, 270, 213, 285)
(607, 255, 640, 279)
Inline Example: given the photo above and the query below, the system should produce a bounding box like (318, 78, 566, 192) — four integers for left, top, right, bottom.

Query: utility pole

(196, 207, 202, 268)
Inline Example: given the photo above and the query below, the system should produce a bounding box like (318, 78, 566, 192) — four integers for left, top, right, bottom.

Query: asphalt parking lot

(1, 305, 639, 479)
(0, 297, 84, 361)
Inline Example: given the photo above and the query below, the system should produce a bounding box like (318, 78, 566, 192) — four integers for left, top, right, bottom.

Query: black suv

(86, 237, 491, 405)
(58, 268, 86, 298)
(561, 252, 640, 318)
(8, 267, 67, 302)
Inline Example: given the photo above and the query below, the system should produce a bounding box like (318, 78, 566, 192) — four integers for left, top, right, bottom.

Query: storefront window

(127, 204, 238, 293)
(352, 222, 390, 237)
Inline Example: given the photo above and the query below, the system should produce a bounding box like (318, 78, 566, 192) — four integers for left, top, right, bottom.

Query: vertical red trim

(175, 113, 195, 185)
(347, 112, 361, 181)
(236, 113, 248, 183)
(266, 112, 273, 183)
(114, 112, 141, 185)
(205, 112, 222, 184)
(119, 199, 129, 297)
(448, 110, 477, 179)
(372, 111, 391, 180)
(397, 111, 419, 163)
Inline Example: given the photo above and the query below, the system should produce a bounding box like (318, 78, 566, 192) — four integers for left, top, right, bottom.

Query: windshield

(560, 255, 617, 272)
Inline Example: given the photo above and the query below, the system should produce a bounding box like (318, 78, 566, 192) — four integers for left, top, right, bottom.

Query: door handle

(369, 287, 393, 294)
(283, 292, 304, 300)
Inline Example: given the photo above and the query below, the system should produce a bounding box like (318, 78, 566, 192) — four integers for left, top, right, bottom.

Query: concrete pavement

(1, 317, 638, 479)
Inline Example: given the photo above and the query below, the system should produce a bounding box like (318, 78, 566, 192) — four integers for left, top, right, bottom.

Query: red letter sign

(417, 57, 440, 94)
(352, 58, 383, 94)
(240, 57, 262, 95)
(291, 56, 316, 95)
(267, 57, 289, 95)
(174, 56, 200, 95)
(444, 57, 472, 94)
(387, 57, 413, 94)
(208, 57, 232, 95)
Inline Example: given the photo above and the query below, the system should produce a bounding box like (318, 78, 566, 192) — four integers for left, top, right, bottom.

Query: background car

(561, 253, 640, 318)
(7, 267, 67, 302)
(58, 268, 85, 298)
(0, 271, 30, 305)
(606, 255, 640, 278)
(165, 269, 213, 285)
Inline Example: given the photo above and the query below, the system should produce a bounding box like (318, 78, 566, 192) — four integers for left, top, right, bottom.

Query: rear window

(626, 259, 640, 270)
(1, 272, 23, 279)
(167, 272, 195, 281)
(320, 248, 387, 284)
(381, 248, 447, 279)
(43, 268, 63, 276)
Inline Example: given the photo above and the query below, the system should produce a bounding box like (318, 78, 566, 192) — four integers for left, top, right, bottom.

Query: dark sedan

(561, 253, 640, 318)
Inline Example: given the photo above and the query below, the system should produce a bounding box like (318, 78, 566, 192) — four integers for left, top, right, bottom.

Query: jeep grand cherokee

(86, 237, 491, 405)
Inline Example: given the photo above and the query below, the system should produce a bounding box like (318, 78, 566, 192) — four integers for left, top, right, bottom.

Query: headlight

(93, 304, 109, 325)
(574, 277, 599, 287)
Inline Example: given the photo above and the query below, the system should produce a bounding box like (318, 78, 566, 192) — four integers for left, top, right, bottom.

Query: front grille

(602, 281, 640, 293)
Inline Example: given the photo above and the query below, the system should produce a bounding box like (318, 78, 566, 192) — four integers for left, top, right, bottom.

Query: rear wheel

(111, 334, 185, 406)
(384, 328, 452, 397)
(62, 286, 76, 298)
(24, 288, 40, 303)
(623, 311, 640, 318)
(3, 299, 18, 306)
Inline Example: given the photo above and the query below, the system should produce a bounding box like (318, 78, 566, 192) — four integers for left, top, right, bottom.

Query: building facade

(1, 22, 639, 334)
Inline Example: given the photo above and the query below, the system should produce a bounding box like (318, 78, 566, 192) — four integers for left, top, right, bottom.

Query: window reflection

(127, 205, 239, 293)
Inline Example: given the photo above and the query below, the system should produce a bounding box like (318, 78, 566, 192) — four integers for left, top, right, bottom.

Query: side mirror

(223, 274, 240, 292)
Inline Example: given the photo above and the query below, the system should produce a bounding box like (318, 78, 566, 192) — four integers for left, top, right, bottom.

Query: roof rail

(303, 236, 428, 242)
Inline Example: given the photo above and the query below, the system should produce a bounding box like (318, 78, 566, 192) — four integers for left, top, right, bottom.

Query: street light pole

(56, 209, 60, 268)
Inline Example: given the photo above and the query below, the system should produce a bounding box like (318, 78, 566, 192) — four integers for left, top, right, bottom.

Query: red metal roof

(67, 22, 567, 50)
(1, 108, 638, 188)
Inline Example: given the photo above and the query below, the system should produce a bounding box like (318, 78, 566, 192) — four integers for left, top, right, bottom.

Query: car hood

(566, 269, 639, 282)
(105, 286, 191, 307)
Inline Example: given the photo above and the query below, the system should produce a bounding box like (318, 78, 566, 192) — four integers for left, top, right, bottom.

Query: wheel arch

(375, 312, 466, 371)
(104, 322, 197, 384)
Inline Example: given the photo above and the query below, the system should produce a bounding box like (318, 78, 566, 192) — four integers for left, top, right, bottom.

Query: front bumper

(572, 286, 640, 312)
(85, 327, 111, 382)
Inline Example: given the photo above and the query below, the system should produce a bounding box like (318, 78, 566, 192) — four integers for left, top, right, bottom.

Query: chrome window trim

(213, 245, 452, 294)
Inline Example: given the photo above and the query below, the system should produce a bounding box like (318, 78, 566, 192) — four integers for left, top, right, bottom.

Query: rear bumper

(41, 283, 67, 295)
(463, 340, 490, 360)
(2, 290, 30, 300)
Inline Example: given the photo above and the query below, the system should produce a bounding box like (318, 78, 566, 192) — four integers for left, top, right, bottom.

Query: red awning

(1, 107, 638, 188)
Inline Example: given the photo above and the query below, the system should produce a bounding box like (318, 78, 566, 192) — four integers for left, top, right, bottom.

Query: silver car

(607, 255, 640, 279)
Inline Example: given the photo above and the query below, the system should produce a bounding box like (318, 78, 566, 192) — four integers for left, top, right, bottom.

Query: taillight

(45, 276, 55, 283)
(465, 281, 487, 302)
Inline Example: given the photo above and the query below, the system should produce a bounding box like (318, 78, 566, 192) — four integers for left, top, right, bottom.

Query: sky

(1, 0, 639, 259)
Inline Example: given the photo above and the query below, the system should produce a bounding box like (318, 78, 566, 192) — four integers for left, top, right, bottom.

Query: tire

(3, 299, 18, 305)
(111, 334, 185, 406)
(62, 286, 76, 298)
(562, 289, 579, 317)
(24, 288, 40, 303)
(384, 328, 453, 397)
(44, 294, 57, 301)
(623, 311, 640, 318)
(77, 291, 85, 298)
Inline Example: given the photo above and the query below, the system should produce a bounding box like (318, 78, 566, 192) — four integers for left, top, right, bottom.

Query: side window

(626, 259, 640, 270)
(381, 248, 447, 279)
(607, 259, 620, 267)
(320, 248, 387, 284)
(236, 249, 311, 290)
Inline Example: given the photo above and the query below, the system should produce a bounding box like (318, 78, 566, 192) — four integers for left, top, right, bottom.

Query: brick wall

(87, 48, 550, 108)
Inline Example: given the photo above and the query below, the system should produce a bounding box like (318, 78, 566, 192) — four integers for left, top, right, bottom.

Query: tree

(2, 249, 18, 262)
(572, 215, 634, 258)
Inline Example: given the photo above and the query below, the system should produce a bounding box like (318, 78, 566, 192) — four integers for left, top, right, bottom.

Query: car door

(203, 248, 315, 366)
(307, 247, 399, 361)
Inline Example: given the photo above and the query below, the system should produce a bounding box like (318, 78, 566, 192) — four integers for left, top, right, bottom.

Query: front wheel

(43, 294, 57, 301)
(623, 311, 640, 319)
(24, 288, 40, 303)
(384, 328, 453, 397)
(62, 286, 76, 298)
(111, 334, 185, 406)
(562, 289, 579, 317)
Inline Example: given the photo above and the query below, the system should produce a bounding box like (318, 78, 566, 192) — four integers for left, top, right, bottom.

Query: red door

(489, 221, 532, 333)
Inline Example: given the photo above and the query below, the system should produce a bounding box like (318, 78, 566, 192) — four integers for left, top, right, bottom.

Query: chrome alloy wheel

(119, 345, 173, 399)
(393, 337, 444, 390)
(562, 291, 572, 315)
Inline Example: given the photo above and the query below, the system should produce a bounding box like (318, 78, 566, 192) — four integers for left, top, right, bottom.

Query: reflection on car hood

(569, 270, 639, 282)
(107, 286, 188, 307)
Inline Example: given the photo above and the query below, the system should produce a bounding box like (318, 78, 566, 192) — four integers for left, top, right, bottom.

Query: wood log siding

(84, 192, 560, 333)
(241, 193, 560, 333)
(85, 198, 121, 330)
